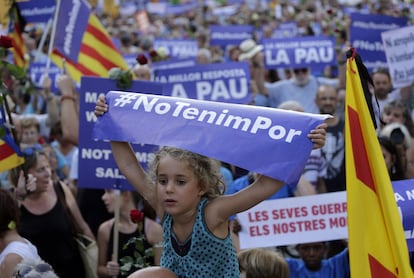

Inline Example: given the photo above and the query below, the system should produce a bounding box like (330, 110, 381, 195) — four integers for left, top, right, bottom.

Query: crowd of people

(1, 0, 414, 277)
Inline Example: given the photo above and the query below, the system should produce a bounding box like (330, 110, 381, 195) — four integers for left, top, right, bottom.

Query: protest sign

(93, 91, 329, 184)
(237, 179, 414, 251)
(381, 24, 414, 88)
(153, 62, 251, 103)
(350, 13, 407, 72)
(262, 36, 337, 70)
(77, 77, 163, 190)
(153, 38, 198, 59)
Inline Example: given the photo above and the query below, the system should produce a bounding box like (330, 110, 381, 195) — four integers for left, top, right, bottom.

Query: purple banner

(29, 62, 63, 93)
(350, 13, 407, 72)
(93, 92, 329, 184)
(78, 77, 164, 190)
(54, 0, 90, 62)
(153, 39, 198, 59)
(392, 179, 414, 251)
(209, 25, 254, 47)
(18, 0, 55, 23)
(153, 62, 251, 104)
(262, 36, 337, 70)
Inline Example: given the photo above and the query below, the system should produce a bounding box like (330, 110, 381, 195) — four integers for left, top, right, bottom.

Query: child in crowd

(95, 95, 326, 277)
(238, 248, 289, 278)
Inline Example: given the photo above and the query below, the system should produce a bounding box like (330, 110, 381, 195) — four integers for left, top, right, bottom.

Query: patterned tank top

(161, 198, 239, 277)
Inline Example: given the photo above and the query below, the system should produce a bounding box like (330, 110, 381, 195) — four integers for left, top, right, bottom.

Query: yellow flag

(345, 50, 413, 277)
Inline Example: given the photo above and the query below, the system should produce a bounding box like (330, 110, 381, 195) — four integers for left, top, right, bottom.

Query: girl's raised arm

(110, 141, 157, 209)
(95, 95, 159, 213)
(212, 175, 284, 223)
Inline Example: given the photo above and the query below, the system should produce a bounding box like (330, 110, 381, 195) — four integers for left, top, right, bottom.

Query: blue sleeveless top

(161, 198, 239, 278)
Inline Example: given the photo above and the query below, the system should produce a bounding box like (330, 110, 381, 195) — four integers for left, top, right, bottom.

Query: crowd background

(1, 0, 414, 276)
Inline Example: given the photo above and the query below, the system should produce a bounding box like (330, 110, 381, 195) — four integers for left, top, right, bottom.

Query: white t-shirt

(0, 239, 40, 265)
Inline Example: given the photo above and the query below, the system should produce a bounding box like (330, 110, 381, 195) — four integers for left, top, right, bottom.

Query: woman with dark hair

(9, 150, 94, 278)
(378, 136, 407, 181)
(0, 188, 40, 277)
(97, 190, 162, 278)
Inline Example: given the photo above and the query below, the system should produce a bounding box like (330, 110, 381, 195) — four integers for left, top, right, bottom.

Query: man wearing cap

(238, 39, 268, 105)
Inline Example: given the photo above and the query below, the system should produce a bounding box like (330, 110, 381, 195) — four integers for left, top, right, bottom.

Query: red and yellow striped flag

(0, 135, 24, 172)
(345, 50, 413, 277)
(8, 2, 28, 69)
(51, 0, 128, 84)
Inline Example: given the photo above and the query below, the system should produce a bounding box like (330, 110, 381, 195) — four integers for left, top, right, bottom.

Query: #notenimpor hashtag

(113, 93, 138, 107)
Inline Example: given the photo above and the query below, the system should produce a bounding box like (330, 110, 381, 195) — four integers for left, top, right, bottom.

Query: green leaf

(6, 63, 26, 79)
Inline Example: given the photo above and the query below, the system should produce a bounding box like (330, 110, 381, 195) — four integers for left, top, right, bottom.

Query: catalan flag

(0, 104, 24, 173)
(345, 48, 413, 277)
(51, 0, 128, 84)
(8, 1, 28, 69)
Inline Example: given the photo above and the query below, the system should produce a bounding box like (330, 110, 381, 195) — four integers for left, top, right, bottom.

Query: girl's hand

(308, 123, 327, 149)
(94, 94, 108, 116)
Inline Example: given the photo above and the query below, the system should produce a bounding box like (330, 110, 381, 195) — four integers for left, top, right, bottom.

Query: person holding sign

(94, 95, 326, 277)
(286, 241, 349, 278)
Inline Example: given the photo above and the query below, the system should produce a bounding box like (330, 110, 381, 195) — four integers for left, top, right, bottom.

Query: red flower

(149, 50, 158, 58)
(0, 35, 13, 49)
(130, 209, 144, 223)
(136, 54, 148, 65)
(326, 9, 333, 15)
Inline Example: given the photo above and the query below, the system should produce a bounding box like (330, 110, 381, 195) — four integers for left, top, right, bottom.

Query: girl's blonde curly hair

(148, 146, 225, 199)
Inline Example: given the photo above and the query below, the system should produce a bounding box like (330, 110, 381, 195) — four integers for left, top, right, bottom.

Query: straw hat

(238, 39, 263, 61)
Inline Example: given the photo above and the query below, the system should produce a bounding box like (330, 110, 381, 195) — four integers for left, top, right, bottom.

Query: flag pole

(45, 0, 61, 76)
(35, 19, 52, 62)
(112, 183, 121, 278)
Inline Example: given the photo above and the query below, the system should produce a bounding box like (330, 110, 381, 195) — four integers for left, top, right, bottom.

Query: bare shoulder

(145, 218, 163, 244)
(97, 219, 114, 239)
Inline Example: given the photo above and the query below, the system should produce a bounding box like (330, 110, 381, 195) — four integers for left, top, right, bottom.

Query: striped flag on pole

(51, 0, 128, 84)
(0, 104, 23, 173)
(8, 2, 28, 69)
(345, 48, 413, 277)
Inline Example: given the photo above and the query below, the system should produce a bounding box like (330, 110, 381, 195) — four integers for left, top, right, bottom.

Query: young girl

(97, 189, 163, 277)
(95, 95, 326, 277)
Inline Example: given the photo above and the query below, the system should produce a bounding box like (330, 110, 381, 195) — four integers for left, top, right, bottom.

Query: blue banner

(272, 22, 298, 38)
(151, 58, 196, 72)
(93, 91, 328, 184)
(54, 0, 90, 62)
(17, 0, 55, 23)
(29, 62, 63, 93)
(262, 36, 337, 70)
(392, 179, 414, 251)
(209, 25, 254, 47)
(153, 62, 251, 103)
(350, 13, 407, 72)
(78, 77, 164, 190)
(153, 39, 198, 59)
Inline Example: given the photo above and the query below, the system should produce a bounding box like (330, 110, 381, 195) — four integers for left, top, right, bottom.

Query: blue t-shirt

(286, 248, 349, 278)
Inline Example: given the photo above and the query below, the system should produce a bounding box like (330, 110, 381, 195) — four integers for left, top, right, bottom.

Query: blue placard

(153, 62, 251, 104)
(77, 77, 164, 190)
(262, 36, 337, 70)
(350, 13, 407, 72)
(209, 25, 254, 47)
(17, 0, 55, 23)
(54, 0, 91, 62)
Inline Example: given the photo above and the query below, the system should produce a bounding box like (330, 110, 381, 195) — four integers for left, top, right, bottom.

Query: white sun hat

(238, 39, 263, 61)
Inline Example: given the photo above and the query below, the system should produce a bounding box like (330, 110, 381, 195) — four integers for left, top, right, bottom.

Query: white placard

(237, 192, 348, 249)
(381, 25, 414, 88)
